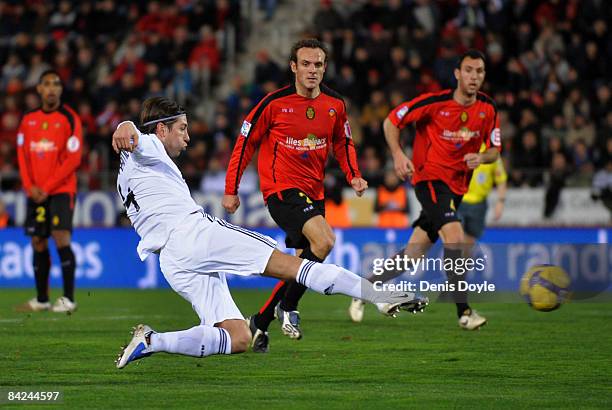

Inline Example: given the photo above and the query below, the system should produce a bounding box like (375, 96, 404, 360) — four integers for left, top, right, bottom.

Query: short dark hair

(139, 97, 185, 134)
(290, 38, 328, 63)
(38, 69, 62, 85)
(456, 49, 486, 69)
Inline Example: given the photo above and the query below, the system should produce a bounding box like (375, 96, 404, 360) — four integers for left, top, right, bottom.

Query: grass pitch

(1, 289, 611, 409)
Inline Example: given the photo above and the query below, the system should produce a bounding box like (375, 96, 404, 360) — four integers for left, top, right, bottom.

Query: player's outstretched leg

(264, 250, 428, 315)
(116, 320, 248, 369)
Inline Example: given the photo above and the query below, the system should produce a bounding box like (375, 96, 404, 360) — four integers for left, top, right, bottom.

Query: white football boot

(376, 295, 429, 317)
(458, 309, 487, 330)
(15, 297, 51, 312)
(51, 296, 77, 313)
(275, 305, 302, 340)
(116, 324, 155, 369)
(348, 298, 365, 323)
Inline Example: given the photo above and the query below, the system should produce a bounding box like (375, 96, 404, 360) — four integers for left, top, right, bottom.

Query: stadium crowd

(0, 0, 611, 213)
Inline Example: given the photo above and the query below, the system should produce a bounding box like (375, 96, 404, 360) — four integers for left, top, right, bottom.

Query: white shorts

(159, 212, 277, 325)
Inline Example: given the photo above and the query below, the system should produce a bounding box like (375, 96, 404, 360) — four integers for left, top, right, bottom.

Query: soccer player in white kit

(113, 97, 427, 369)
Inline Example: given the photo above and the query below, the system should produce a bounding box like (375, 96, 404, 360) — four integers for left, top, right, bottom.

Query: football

(520, 264, 571, 311)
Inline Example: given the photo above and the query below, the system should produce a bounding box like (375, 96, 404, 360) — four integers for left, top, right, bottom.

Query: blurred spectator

(0, 95, 21, 144)
(189, 25, 220, 75)
(454, 0, 485, 30)
(313, 0, 343, 33)
(571, 139, 595, 184)
(592, 159, 612, 218)
(49, 0, 76, 34)
(544, 152, 570, 218)
(167, 61, 193, 107)
(511, 130, 544, 187)
(359, 146, 384, 187)
(360, 90, 389, 129)
(254, 50, 282, 86)
(375, 170, 409, 228)
(24, 54, 51, 88)
(0, 198, 14, 228)
(567, 114, 596, 147)
(112, 48, 147, 88)
(324, 175, 351, 228)
(1, 54, 25, 87)
(592, 83, 612, 127)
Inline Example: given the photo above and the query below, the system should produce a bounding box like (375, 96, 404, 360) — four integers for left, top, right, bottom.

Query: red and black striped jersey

(225, 84, 361, 201)
(16, 104, 83, 196)
(388, 90, 501, 195)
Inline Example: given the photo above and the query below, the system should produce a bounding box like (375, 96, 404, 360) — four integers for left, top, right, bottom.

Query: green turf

(1, 289, 611, 409)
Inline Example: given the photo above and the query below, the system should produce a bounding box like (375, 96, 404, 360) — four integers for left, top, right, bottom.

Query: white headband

(142, 113, 185, 127)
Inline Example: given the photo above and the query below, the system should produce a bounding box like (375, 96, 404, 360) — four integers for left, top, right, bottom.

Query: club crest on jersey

(240, 120, 252, 138)
(460, 112, 468, 122)
(42, 121, 49, 130)
(328, 108, 336, 117)
(479, 111, 486, 119)
(306, 106, 315, 120)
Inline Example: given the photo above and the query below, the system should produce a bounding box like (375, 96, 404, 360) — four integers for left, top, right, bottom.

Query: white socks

(150, 325, 231, 357)
(296, 260, 402, 304)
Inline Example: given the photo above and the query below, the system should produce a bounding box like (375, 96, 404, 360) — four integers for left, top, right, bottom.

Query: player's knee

(51, 230, 71, 248)
(229, 325, 251, 354)
(31, 237, 48, 252)
(440, 223, 464, 245)
(312, 234, 335, 258)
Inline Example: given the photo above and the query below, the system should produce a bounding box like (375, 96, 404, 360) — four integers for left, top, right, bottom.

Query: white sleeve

(117, 121, 162, 165)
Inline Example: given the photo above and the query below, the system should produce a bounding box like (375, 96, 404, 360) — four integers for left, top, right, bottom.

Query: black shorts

(413, 180, 463, 243)
(25, 193, 75, 237)
(267, 188, 325, 249)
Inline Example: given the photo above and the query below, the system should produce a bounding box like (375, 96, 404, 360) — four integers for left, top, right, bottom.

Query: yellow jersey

(463, 156, 507, 204)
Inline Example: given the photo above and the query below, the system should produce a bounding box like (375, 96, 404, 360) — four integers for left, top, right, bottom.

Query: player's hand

(29, 186, 47, 203)
(350, 177, 368, 197)
(222, 194, 240, 214)
(493, 200, 504, 221)
(392, 151, 414, 181)
(112, 122, 139, 153)
(464, 153, 482, 169)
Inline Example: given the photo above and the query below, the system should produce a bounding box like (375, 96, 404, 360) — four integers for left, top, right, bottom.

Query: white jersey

(116, 122, 201, 260)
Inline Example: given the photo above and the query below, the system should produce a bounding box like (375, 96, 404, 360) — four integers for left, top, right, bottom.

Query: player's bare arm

(383, 117, 414, 180)
(464, 147, 499, 169)
(112, 122, 139, 153)
(350, 177, 368, 197)
(222, 194, 241, 213)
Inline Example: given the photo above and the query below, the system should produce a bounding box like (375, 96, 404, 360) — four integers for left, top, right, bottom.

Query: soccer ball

(519, 264, 571, 312)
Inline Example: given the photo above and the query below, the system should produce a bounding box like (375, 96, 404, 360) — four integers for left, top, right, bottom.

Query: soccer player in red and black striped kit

(349, 50, 501, 330)
(15, 70, 83, 313)
(223, 39, 368, 352)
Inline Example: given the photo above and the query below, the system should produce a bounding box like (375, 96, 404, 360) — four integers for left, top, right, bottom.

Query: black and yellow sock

(33, 249, 51, 303)
(58, 246, 76, 302)
(443, 247, 471, 318)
